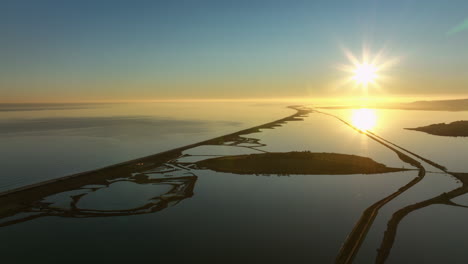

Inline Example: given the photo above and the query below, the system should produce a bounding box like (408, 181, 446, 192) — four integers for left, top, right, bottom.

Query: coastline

(0, 105, 310, 216)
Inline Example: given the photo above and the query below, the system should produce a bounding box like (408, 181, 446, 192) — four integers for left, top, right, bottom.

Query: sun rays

(336, 46, 400, 93)
(353, 63, 378, 86)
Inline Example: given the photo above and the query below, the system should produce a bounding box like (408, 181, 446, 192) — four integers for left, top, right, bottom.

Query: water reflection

(351, 108, 377, 131)
(315, 109, 468, 263)
(0, 174, 197, 226)
(0, 105, 467, 263)
(0, 106, 311, 227)
(0, 102, 292, 192)
(374, 172, 468, 263)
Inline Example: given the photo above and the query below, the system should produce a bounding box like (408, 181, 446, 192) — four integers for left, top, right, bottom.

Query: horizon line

(1, 95, 468, 105)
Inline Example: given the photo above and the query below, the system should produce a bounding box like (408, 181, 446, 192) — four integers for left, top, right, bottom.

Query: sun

(351, 108, 377, 131)
(337, 46, 399, 90)
(353, 63, 378, 85)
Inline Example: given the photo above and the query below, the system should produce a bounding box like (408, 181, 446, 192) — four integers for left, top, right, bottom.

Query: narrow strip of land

(0, 106, 311, 219)
(312, 110, 427, 264)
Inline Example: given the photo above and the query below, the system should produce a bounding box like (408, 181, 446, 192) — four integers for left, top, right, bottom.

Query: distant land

(406, 120, 468, 137)
(320, 98, 468, 111)
(395, 99, 468, 111)
(196, 151, 406, 175)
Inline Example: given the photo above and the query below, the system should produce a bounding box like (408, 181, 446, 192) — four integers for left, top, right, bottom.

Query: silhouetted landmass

(397, 99, 468, 111)
(0, 106, 312, 224)
(406, 120, 468, 137)
(197, 152, 406, 175)
(374, 171, 468, 264)
(316, 111, 429, 264)
(319, 98, 468, 111)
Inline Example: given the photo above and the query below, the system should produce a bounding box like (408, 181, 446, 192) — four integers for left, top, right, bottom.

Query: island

(406, 120, 468, 137)
(196, 151, 407, 175)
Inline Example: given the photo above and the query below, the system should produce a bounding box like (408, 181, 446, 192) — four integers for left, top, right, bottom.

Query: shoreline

(0, 106, 310, 216)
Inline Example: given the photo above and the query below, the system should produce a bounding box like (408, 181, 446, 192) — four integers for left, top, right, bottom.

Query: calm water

(328, 108, 468, 172)
(0, 102, 290, 191)
(0, 104, 468, 263)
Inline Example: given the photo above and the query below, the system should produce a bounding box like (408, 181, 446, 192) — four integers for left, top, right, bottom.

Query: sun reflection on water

(351, 108, 377, 131)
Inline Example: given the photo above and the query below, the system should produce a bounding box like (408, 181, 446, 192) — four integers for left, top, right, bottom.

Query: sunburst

(337, 46, 399, 91)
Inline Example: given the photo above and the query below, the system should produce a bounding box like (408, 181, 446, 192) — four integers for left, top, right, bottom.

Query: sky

(1, 0, 468, 102)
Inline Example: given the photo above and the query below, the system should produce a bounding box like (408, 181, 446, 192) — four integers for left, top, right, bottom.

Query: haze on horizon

(2, 0, 468, 103)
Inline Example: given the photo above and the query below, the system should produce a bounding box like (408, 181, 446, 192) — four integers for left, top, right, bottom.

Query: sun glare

(353, 63, 378, 85)
(337, 46, 399, 90)
(351, 108, 377, 131)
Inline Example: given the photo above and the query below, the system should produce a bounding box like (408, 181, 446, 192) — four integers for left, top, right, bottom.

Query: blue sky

(1, 0, 468, 101)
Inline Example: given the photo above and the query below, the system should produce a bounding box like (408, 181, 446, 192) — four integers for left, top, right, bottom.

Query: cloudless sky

(1, 0, 468, 102)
